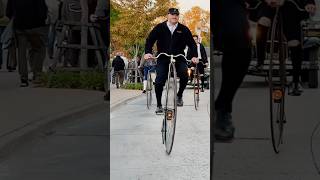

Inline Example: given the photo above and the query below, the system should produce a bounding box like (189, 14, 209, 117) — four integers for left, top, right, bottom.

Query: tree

(181, 6, 210, 46)
(110, 0, 177, 58)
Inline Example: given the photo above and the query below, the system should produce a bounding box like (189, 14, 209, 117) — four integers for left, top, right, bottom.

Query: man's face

(193, 37, 199, 43)
(167, 13, 179, 24)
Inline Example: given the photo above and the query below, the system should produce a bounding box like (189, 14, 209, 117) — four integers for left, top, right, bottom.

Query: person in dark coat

(112, 54, 125, 88)
(144, 8, 199, 114)
(7, 0, 48, 87)
(187, 35, 208, 92)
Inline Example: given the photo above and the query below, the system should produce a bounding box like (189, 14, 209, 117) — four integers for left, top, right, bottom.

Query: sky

(176, 0, 210, 13)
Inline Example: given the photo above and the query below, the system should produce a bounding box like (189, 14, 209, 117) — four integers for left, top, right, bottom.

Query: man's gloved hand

(265, 0, 283, 7)
(90, 14, 98, 22)
(305, 4, 317, 16)
(144, 53, 153, 60)
(192, 57, 199, 64)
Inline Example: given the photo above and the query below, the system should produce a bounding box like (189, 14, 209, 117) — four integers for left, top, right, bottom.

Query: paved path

(111, 87, 210, 179)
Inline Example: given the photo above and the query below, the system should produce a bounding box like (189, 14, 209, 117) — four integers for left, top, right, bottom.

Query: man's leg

(16, 30, 29, 86)
(215, 48, 251, 114)
(27, 27, 47, 82)
(0, 27, 4, 69)
(213, 0, 252, 141)
(119, 70, 125, 87)
(254, 4, 274, 70)
(154, 61, 169, 111)
(283, 4, 305, 96)
(114, 71, 120, 88)
(175, 61, 188, 107)
(198, 62, 205, 91)
(255, 19, 270, 68)
(176, 61, 188, 98)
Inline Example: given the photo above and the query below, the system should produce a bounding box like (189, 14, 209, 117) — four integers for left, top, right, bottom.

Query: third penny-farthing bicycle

(153, 52, 190, 155)
(268, 0, 307, 153)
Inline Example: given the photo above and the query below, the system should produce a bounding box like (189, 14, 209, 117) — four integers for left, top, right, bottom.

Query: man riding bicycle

(139, 54, 157, 94)
(187, 35, 209, 92)
(248, 0, 317, 96)
(144, 8, 199, 114)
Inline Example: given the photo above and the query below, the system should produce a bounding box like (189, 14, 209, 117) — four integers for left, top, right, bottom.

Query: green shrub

(122, 83, 143, 90)
(40, 70, 106, 91)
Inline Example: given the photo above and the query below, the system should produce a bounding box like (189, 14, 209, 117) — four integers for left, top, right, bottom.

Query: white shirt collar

(166, 21, 178, 34)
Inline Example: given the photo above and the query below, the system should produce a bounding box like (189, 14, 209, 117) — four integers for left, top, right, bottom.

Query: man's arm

(200, 44, 208, 63)
(95, 0, 107, 17)
(0, 0, 4, 18)
(112, 59, 115, 67)
(120, 59, 125, 69)
(185, 28, 197, 58)
(145, 25, 159, 54)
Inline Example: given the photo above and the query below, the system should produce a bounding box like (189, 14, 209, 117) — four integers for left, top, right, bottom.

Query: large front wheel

(162, 63, 177, 155)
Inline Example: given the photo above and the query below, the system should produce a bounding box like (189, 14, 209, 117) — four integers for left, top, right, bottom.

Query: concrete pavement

(0, 108, 108, 180)
(0, 70, 106, 156)
(110, 85, 142, 110)
(110, 87, 210, 179)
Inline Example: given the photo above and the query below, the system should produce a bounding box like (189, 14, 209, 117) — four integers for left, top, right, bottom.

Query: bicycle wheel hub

(166, 109, 174, 121)
(187, 69, 191, 77)
(272, 89, 283, 102)
(195, 88, 199, 94)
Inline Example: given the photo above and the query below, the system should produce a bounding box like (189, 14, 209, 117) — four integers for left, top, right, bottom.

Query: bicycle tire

(146, 72, 152, 109)
(268, 8, 286, 154)
(194, 68, 200, 110)
(163, 63, 177, 155)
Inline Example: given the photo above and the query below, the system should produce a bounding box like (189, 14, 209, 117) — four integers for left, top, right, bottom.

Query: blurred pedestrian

(139, 55, 156, 93)
(112, 53, 125, 88)
(0, 0, 6, 70)
(6, 0, 48, 87)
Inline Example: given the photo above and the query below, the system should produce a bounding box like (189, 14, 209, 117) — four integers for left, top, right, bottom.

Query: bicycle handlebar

(247, 0, 307, 12)
(153, 53, 191, 62)
(186, 60, 207, 65)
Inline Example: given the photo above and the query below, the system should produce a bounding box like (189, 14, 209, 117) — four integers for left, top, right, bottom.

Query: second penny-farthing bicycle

(187, 61, 206, 110)
(153, 52, 190, 155)
(268, 5, 287, 154)
(268, 0, 307, 153)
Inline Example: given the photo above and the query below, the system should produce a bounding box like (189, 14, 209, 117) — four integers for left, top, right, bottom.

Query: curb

(0, 99, 107, 158)
(110, 93, 142, 112)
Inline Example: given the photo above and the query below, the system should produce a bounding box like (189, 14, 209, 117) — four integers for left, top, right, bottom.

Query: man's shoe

(249, 63, 263, 72)
(177, 96, 183, 107)
(288, 83, 302, 96)
(20, 79, 29, 87)
(142, 90, 146, 94)
(155, 106, 164, 115)
(32, 77, 42, 85)
(214, 110, 235, 142)
(214, 126, 235, 142)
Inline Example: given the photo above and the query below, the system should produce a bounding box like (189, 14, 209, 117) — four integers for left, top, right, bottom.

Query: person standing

(6, 0, 48, 87)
